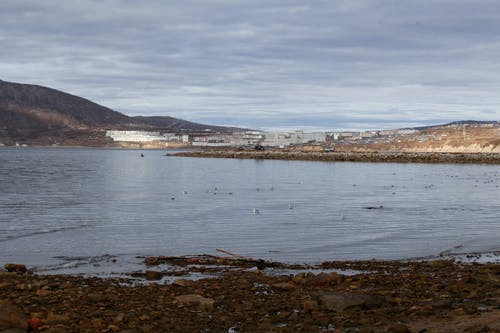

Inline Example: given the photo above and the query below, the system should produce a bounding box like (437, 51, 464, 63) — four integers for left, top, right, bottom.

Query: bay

(0, 147, 499, 273)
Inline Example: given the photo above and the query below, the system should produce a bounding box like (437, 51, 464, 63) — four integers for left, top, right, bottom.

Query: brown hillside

(0, 79, 238, 145)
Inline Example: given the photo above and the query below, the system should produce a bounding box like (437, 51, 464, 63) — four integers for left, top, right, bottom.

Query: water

(1, 147, 499, 274)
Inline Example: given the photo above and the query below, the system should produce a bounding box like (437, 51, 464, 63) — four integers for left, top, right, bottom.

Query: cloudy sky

(1, 1, 500, 131)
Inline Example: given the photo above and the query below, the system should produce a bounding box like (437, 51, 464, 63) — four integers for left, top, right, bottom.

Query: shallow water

(0, 147, 499, 273)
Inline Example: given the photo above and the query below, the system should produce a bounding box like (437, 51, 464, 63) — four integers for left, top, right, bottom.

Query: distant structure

(261, 131, 326, 147)
(106, 130, 181, 143)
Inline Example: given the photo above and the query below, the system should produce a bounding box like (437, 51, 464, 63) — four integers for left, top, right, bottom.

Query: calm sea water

(0, 147, 499, 274)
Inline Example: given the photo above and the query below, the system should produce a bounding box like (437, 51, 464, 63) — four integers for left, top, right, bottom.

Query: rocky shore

(172, 150, 500, 164)
(1, 257, 499, 333)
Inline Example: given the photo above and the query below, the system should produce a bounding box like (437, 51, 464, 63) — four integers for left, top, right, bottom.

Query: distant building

(106, 130, 163, 142)
(261, 131, 326, 147)
(106, 130, 182, 143)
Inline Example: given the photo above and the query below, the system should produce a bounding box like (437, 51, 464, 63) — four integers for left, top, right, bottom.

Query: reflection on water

(0, 147, 499, 272)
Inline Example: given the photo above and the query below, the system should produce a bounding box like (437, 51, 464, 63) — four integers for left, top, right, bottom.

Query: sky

(1, 1, 500, 131)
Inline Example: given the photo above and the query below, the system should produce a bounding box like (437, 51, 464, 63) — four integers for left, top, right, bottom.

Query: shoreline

(1, 256, 499, 332)
(172, 149, 500, 164)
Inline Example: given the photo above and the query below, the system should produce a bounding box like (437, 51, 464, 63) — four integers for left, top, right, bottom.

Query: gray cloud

(1, 0, 500, 130)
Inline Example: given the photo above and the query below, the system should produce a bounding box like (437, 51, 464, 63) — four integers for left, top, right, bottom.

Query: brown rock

(88, 293, 108, 302)
(0, 282, 11, 289)
(0, 272, 17, 279)
(44, 325, 70, 333)
(302, 299, 319, 313)
(0, 301, 27, 330)
(311, 272, 342, 286)
(387, 323, 410, 333)
(272, 282, 296, 291)
(171, 279, 192, 287)
(47, 312, 70, 324)
(3, 264, 26, 273)
(144, 256, 161, 266)
(104, 324, 120, 332)
(359, 327, 375, 333)
(35, 289, 52, 297)
(174, 294, 215, 311)
(292, 272, 306, 284)
(317, 292, 384, 311)
(145, 270, 163, 281)
(91, 318, 104, 328)
(113, 313, 125, 323)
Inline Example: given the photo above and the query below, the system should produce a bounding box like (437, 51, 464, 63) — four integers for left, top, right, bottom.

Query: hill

(406, 120, 500, 131)
(0, 79, 237, 146)
(346, 121, 500, 153)
(132, 116, 238, 132)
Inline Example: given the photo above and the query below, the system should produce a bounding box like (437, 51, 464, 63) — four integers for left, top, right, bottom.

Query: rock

(387, 323, 410, 333)
(317, 292, 384, 311)
(144, 257, 161, 266)
(91, 318, 103, 328)
(292, 272, 306, 284)
(271, 282, 296, 291)
(113, 313, 125, 323)
(87, 293, 108, 302)
(104, 324, 120, 332)
(28, 317, 42, 330)
(44, 325, 70, 333)
(47, 312, 70, 323)
(174, 294, 215, 311)
(311, 272, 342, 286)
(0, 301, 27, 330)
(359, 327, 375, 333)
(35, 289, 52, 297)
(145, 270, 163, 281)
(171, 279, 192, 287)
(0, 272, 17, 279)
(302, 299, 319, 313)
(3, 264, 26, 273)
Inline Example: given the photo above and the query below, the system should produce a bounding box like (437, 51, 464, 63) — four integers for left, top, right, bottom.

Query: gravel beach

(1, 257, 499, 333)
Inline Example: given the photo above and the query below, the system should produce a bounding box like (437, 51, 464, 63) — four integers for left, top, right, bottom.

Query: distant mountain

(132, 115, 239, 132)
(0, 79, 237, 141)
(0, 80, 133, 132)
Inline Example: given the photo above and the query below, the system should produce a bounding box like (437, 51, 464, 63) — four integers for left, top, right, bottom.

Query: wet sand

(1, 257, 499, 333)
(172, 150, 500, 164)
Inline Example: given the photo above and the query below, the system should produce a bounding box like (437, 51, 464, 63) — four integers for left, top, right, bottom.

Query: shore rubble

(172, 150, 500, 164)
(1, 256, 499, 333)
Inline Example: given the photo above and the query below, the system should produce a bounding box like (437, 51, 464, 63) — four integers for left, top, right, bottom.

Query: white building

(261, 131, 326, 147)
(106, 130, 181, 143)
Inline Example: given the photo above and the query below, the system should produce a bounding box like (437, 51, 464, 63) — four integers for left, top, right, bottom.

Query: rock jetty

(173, 150, 500, 164)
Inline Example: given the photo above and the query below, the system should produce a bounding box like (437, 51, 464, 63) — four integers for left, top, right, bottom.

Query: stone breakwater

(1, 258, 499, 333)
(173, 150, 500, 164)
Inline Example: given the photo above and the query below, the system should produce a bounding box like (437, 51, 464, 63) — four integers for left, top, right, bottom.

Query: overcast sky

(1, 1, 500, 131)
